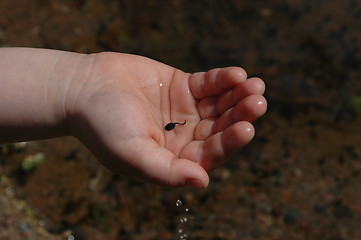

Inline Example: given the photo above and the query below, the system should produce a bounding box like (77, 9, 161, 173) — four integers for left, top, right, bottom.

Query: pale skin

(0, 48, 267, 188)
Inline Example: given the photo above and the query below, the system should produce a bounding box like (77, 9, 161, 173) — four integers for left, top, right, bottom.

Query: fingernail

(186, 178, 205, 188)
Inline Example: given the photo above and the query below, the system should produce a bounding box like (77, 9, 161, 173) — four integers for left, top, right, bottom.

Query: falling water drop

(180, 234, 188, 239)
(180, 217, 188, 223)
(175, 198, 195, 240)
(67, 235, 75, 240)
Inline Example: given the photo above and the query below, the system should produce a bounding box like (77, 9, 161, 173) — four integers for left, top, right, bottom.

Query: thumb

(124, 140, 209, 188)
(166, 158, 209, 188)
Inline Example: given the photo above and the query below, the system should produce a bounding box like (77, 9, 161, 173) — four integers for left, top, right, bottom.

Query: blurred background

(0, 0, 361, 239)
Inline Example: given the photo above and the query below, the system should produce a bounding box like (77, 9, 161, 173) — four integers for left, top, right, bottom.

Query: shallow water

(1, 0, 361, 239)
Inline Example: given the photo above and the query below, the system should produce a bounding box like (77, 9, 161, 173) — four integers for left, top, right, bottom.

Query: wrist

(0, 48, 94, 142)
(51, 51, 102, 139)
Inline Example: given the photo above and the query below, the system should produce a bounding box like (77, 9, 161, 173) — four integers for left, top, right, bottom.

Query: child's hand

(68, 53, 267, 188)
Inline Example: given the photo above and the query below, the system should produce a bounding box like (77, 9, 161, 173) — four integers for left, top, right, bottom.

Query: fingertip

(189, 67, 248, 99)
(186, 163, 210, 188)
(247, 77, 266, 95)
(217, 121, 255, 159)
(186, 177, 209, 188)
(225, 66, 248, 83)
(226, 121, 255, 146)
(235, 94, 267, 122)
(242, 121, 256, 140)
(169, 159, 209, 188)
(257, 95, 268, 116)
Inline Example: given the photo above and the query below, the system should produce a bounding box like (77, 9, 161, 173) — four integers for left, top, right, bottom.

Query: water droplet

(67, 235, 75, 240)
(180, 234, 188, 239)
(174, 197, 194, 239)
(180, 217, 188, 223)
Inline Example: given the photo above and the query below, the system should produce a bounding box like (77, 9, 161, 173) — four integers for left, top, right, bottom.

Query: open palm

(73, 53, 266, 188)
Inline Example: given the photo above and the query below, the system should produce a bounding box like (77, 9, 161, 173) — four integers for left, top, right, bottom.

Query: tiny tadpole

(164, 120, 187, 131)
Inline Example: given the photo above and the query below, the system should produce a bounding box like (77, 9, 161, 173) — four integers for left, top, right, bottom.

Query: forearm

(0, 48, 88, 143)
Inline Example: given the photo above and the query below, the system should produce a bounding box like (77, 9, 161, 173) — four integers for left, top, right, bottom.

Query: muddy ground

(0, 0, 361, 239)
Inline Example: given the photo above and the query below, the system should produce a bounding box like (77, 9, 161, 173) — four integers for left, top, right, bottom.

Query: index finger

(188, 67, 247, 99)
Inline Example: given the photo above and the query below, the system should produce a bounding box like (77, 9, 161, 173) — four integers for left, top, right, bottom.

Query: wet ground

(1, 0, 361, 239)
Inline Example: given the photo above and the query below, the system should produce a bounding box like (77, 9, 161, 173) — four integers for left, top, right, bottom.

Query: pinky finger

(201, 121, 255, 171)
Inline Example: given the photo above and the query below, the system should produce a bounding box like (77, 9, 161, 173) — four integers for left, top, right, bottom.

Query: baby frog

(164, 120, 187, 131)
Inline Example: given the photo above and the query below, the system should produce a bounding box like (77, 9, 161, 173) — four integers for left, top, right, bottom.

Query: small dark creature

(164, 120, 187, 131)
